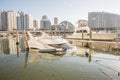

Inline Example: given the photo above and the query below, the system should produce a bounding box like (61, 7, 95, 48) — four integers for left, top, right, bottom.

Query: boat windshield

(59, 43, 74, 49)
(76, 30, 88, 33)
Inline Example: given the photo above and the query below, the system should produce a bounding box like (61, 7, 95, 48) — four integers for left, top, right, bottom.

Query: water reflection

(88, 49, 92, 63)
(0, 37, 29, 69)
(0, 37, 25, 56)
(0, 38, 16, 55)
(29, 49, 66, 63)
(24, 50, 29, 69)
(16, 44, 20, 57)
(0, 38, 120, 80)
(72, 48, 93, 63)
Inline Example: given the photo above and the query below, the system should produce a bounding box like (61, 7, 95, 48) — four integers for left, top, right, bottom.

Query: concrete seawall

(67, 33, 117, 41)
(67, 39, 120, 52)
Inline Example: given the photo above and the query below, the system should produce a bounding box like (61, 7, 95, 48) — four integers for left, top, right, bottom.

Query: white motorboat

(27, 31, 77, 53)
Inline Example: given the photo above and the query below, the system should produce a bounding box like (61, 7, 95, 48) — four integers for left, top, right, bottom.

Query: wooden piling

(22, 30, 29, 51)
(82, 29, 84, 47)
(89, 28, 92, 41)
(16, 30, 19, 45)
(89, 28, 92, 48)
(15, 30, 20, 57)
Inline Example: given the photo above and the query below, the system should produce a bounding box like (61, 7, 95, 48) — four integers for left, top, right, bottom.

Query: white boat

(27, 31, 77, 53)
(67, 26, 117, 41)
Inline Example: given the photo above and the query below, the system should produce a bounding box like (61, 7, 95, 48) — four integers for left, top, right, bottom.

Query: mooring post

(89, 28, 92, 41)
(22, 30, 29, 51)
(89, 28, 92, 48)
(16, 30, 19, 45)
(82, 29, 84, 47)
(25, 31, 29, 51)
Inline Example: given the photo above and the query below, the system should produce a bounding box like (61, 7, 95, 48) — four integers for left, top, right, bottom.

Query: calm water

(0, 38, 120, 80)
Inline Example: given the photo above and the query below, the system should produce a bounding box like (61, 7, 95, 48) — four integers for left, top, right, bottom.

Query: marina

(0, 36, 120, 80)
(67, 24, 120, 52)
(1, 1, 120, 80)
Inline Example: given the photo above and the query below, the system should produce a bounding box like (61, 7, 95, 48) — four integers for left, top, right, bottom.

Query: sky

(0, 0, 120, 25)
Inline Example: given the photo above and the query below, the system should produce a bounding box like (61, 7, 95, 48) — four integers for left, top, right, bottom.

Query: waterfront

(0, 38, 120, 80)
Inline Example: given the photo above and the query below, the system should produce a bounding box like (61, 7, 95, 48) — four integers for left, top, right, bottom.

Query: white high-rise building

(7, 11, 17, 31)
(24, 14, 33, 30)
(0, 10, 17, 31)
(88, 12, 120, 32)
(33, 20, 40, 29)
(28, 14, 33, 30)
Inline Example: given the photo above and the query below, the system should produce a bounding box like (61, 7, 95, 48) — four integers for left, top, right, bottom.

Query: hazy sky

(0, 0, 120, 25)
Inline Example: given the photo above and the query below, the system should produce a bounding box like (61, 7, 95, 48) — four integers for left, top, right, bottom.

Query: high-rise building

(54, 17, 58, 25)
(7, 11, 17, 31)
(17, 12, 33, 30)
(40, 15, 51, 30)
(24, 14, 33, 30)
(28, 14, 33, 30)
(1, 11, 8, 31)
(0, 10, 34, 31)
(88, 12, 120, 32)
(51, 17, 58, 30)
(42, 15, 47, 19)
(33, 20, 40, 29)
(17, 12, 25, 30)
(0, 10, 17, 31)
(0, 10, 2, 30)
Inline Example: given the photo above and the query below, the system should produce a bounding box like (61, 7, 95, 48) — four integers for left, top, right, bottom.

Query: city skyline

(0, 10, 75, 31)
(1, 0, 120, 25)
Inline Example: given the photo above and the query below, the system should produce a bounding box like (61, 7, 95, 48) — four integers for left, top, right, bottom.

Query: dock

(67, 39, 120, 51)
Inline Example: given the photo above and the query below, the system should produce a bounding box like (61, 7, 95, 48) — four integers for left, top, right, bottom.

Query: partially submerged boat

(29, 49, 66, 63)
(27, 31, 77, 53)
